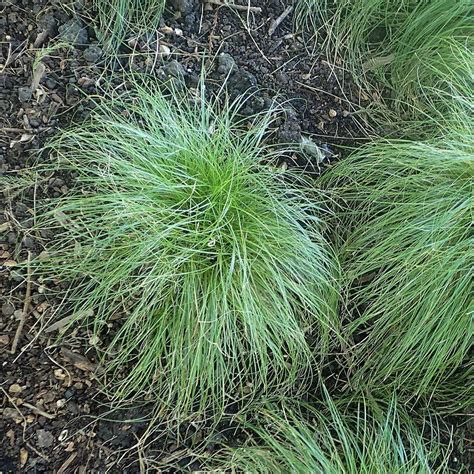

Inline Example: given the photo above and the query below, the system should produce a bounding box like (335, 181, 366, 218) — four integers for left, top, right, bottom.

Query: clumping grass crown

(35, 81, 339, 418)
(208, 391, 444, 473)
(323, 121, 473, 403)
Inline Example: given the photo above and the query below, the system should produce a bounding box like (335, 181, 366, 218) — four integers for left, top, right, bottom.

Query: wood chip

(61, 348, 99, 373)
(20, 448, 28, 468)
(22, 402, 56, 420)
(9, 384, 22, 394)
(31, 62, 46, 91)
(57, 452, 77, 474)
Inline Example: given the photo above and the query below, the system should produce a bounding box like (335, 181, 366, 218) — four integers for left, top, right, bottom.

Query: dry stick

(11, 251, 32, 354)
(22, 402, 56, 420)
(206, 0, 262, 13)
(268, 5, 293, 36)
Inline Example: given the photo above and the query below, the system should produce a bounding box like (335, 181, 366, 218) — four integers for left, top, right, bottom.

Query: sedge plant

(322, 117, 473, 405)
(33, 80, 339, 419)
(208, 390, 446, 473)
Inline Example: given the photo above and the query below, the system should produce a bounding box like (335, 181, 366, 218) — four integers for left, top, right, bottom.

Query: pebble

(29, 118, 41, 128)
(83, 45, 102, 63)
(1, 302, 15, 317)
(3, 408, 19, 419)
(159, 44, 171, 56)
(169, 0, 193, 14)
(328, 109, 338, 118)
(217, 53, 235, 75)
(0, 334, 10, 345)
(9, 383, 22, 394)
(18, 86, 32, 102)
(45, 78, 56, 89)
(64, 388, 75, 399)
(164, 60, 183, 78)
(36, 429, 54, 448)
(58, 18, 88, 45)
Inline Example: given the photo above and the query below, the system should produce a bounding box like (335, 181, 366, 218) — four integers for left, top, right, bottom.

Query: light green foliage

(323, 120, 473, 403)
(93, 0, 166, 52)
(296, 0, 473, 131)
(34, 81, 339, 419)
(210, 392, 444, 473)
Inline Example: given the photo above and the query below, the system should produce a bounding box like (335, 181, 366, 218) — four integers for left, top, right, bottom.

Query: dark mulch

(0, 0, 470, 472)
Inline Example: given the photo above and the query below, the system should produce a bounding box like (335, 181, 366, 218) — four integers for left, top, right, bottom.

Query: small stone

(83, 45, 102, 63)
(217, 53, 235, 75)
(342, 110, 350, 117)
(9, 384, 22, 394)
(0, 334, 10, 345)
(54, 368, 66, 380)
(36, 429, 54, 448)
(56, 398, 67, 408)
(328, 109, 337, 118)
(18, 87, 32, 102)
(65, 442, 75, 452)
(29, 117, 41, 128)
(64, 388, 75, 399)
(159, 44, 171, 56)
(58, 18, 88, 45)
(45, 78, 56, 89)
(3, 408, 19, 419)
(1, 302, 15, 317)
(160, 26, 173, 34)
(169, 0, 193, 14)
(174, 28, 183, 36)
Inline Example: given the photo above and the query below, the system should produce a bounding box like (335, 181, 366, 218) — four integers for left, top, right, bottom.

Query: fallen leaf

(45, 314, 76, 333)
(362, 54, 395, 72)
(31, 62, 46, 91)
(10, 134, 33, 149)
(61, 348, 99, 373)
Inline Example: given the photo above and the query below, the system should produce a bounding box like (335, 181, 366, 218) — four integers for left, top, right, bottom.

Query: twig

(11, 251, 32, 354)
(57, 452, 77, 474)
(0, 386, 26, 423)
(268, 6, 293, 36)
(206, 0, 262, 13)
(0, 127, 29, 134)
(26, 442, 50, 462)
(22, 402, 56, 420)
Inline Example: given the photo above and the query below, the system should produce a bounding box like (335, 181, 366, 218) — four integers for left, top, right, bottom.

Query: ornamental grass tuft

(296, 0, 473, 133)
(323, 119, 473, 404)
(34, 81, 339, 419)
(93, 0, 166, 52)
(208, 391, 445, 473)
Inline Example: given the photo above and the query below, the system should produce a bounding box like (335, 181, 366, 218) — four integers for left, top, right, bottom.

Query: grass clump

(209, 391, 445, 473)
(34, 81, 339, 419)
(323, 120, 473, 404)
(297, 0, 473, 132)
(93, 0, 165, 52)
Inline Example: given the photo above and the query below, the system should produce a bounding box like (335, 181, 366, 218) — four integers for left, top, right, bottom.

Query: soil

(0, 0, 471, 472)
